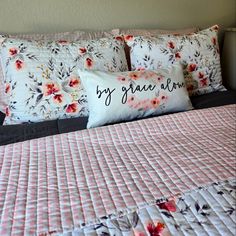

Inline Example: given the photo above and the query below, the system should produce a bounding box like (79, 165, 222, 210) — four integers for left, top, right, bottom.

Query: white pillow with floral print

(0, 37, 128, 125)
(126, 25, 225, 96)
(78, 64, 193, 128)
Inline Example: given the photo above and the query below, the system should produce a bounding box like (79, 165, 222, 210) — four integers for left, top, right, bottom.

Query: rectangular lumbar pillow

(125, 25, 225, 96)
(78, 63, 193, 128)
(0, 36, 127, 125)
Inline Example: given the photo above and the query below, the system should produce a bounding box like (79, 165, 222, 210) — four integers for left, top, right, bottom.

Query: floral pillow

(78, 63, 193, 128)
(0, 29, 120, 115)
(126, 25, 225, 96)
(0, 37, 128, 125)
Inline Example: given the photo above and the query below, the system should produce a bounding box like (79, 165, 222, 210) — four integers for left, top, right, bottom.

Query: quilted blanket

(0, 104, 235, 236)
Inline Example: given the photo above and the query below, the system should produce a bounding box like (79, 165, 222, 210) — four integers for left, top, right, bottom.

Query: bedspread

(0, 104, 235, 235)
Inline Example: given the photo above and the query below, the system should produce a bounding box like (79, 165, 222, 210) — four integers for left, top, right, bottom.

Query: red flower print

(115, 36, 124, 41)
(137, 67, 145, 71)
(129, 72, 140, 80)
(58, 40, 68, 45)
(158, 200, 176, 212)
(5, 107, 10, 117)
(200, 78, 208, 87)
(167, 41, 175, 49)
(198, 72, 204, 79)
(5, 84, 10, 94)
(43, 83, 60, 96)
(66, 103, 78, 113)
(124, 35, 134, 41)
(79, 47, 87, 54)
(53, 94, 64, 104)
(147, 222, 165, 236)
(212, 25, 219, 31)
(187, 84, 194, 92)
(188, 63, 197, 72)
(134, 232, 146, 236)
(161, 95, 167, 101)
(9, 48, 18, 56)
(15, 60, 24, 70)
(85, 58, 93, 68)
(69, 76, 80, 88)
(175, 52, 181, 59)
(212, 37, 217, 45)
(117, 76, 127, 83)
(128, 96, 135, 103)
(150, 98, 160, 108)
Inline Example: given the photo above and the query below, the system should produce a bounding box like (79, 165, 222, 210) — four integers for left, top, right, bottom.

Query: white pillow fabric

(0, 29, 119, 114)
(126, 25, 225, 96)
(79, 64, 193, 128)
(0, 36, 127, 125)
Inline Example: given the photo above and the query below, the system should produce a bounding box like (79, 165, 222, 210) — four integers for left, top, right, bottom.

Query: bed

(0, 19, 236, 236)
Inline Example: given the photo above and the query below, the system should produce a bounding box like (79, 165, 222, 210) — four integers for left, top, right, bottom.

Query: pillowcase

(126, 25, 225, 96)
(120, 27, 198, 37)
(120, 27, 198, 71)
(78, 63, 193, 128)
(0, 36, 127, 125)
(0, 29, 119, 115)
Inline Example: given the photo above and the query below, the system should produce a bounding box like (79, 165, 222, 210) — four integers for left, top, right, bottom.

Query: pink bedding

(0, 104, 235, 235)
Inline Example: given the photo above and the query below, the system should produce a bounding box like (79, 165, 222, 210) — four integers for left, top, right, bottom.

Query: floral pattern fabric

(79, 63, 192, 128)
(0, 36, 128, 124)
(0, 29, 120, 114)
(126, 25, 225, 96)
(67, 179, 236, 236)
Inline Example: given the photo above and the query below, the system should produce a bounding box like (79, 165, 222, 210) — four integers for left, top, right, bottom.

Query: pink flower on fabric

(158, 200, 177, 212)
(200, 78, 208, 87)
(212, 25, 219, 31)
(58, 40, 69, 45)
(188, 63, 197, 72)
(167, 41, 175, 49)
(150, 98, 160, 109)
(134, 232, 146, 236)
(53, 94, 64, 104)
(124, 35, 134, 41)
(187, 84, 194, 92)
(129, 71, 140, 80)
(175, 52, 181, 59)
(43, 83, 60, 96)
(156, 76, 163, 82)
(161, 95, 168, 102)
(15, 60, 24, 70)
(79, 47, 87, 54)
(5, 84, 10, 94)
(212, 37, 217, 45)
(115, 36, 124, 42)
(137, 67, 146, 71)
(198, 72, 204, 79)
(5, 107, 10, 117)
(147, 222, 165, 236)
(85, 58, 93, 68)
(69, 76, 80, 88)
(117, 76, 128, 83)
(66, 103, 78, 113)
(127, 96, 136, 104)
(9, 47, 18, 56)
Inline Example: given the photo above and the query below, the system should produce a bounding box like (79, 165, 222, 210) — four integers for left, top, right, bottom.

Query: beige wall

(0, 0, 235, 34)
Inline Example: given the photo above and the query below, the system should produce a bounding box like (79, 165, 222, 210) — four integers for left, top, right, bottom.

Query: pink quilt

(0, 104, 235, 235)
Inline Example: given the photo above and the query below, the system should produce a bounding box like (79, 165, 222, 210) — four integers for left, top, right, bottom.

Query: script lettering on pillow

(78, 64, 193, 128)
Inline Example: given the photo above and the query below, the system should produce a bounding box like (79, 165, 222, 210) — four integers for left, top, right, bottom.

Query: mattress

(0, 104, 235, 235)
